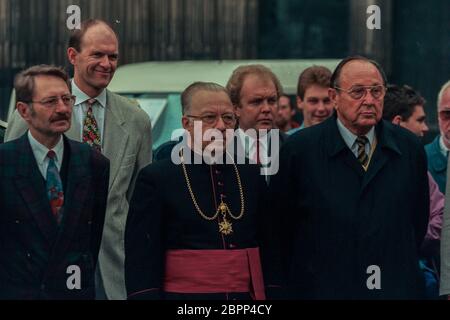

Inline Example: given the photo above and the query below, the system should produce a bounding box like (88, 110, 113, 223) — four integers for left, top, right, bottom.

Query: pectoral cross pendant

(218, 201, 233, 235)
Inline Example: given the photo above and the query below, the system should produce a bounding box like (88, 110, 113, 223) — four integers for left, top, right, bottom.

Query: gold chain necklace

(180, 149, 245, 235)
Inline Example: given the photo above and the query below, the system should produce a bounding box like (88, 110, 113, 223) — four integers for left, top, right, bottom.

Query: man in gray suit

(5, 19, 152, 300)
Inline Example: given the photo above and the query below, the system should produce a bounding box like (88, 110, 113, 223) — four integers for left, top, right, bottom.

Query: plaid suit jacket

(0, 133, 110, 300)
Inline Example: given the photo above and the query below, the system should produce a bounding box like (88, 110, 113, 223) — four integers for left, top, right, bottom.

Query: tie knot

(47, 150, 56, 159)
(356, 136, 368, 147)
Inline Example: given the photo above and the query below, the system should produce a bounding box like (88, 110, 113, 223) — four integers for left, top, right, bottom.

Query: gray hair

(15, 64, 70, 104)
(438, 80, 450, 108)
(181, 81, 228, 115)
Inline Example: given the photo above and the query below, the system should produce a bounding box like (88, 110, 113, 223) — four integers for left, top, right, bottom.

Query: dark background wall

(0, 0, 259, 121)
(1, 0, 449, 142)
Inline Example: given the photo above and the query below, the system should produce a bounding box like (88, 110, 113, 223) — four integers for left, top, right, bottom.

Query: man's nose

(99, 55, 110, 67)
(261, 100, 272, 113)
(214, 116, 226, 130)
(55, 98, 70, 113)
(362, 90, 377, 104)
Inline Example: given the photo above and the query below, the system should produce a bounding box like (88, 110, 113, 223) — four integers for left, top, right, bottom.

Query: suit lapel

(361, 121, 401, 192)
(102, 90, 129, 188)
(14, 134, 58, 244)
(325, 117, 364, 178)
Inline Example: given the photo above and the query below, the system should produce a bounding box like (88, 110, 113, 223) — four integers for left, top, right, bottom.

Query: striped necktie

(82, 98, 101, 152)
(46, 150, 64, 224)
(356, 136, 369, 167)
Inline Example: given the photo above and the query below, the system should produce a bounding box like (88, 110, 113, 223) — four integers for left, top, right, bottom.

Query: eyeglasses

(439, 109, 450, 121)
(26, 95, 76, 108)
(186, 113, 236, 125)
(334, 85, 386, 100)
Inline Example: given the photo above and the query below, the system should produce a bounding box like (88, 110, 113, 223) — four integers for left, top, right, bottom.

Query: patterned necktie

(46, 150, 64, 224)
(82, 98, 101, 152)
(356, 136, 369, 167)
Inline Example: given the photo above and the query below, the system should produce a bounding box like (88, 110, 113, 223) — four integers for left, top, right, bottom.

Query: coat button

(87, 221, 92, 225)
(26, 253, 31, 259)
(15, 220, 20, 224)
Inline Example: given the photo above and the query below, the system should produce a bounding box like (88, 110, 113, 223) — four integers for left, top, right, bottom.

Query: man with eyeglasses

(0, 65, 109, 299)
(125, 82, 276, 300)
(5, 19, 152, 300)
(425, 81, 450, 194)
(270, 56, 429, 299)
(434, 80, 450, 300)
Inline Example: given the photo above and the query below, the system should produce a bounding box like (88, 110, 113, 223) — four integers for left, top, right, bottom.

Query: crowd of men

(1, 18, 450, 300)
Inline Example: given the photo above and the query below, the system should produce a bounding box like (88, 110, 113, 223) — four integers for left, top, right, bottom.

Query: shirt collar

(28, 131, 64, 166)
(237, 127, 269, 149)
(71, 79, 107, 108)
(439, 135, 449, 157)
(336, 118, 375, 150)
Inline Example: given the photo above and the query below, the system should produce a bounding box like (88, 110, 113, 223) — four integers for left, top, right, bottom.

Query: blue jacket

(425, 136, 447, 193)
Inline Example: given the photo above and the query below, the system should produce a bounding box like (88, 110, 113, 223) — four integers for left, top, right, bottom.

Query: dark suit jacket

(425, 135, 447, 194)
(270, 115, 429, 299)
(0, 133, 109, 300)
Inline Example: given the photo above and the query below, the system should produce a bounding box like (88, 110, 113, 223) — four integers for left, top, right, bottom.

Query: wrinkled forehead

(191, 90, 233, 113)
(339, 60, 384, 87)
(241, 74, 277, 94)
(80, 24, 119, 50)
(438, 87, 450, 110)
(34, 75, 70, 98)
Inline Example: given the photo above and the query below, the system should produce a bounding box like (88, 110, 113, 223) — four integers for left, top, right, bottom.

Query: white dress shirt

(71, 80, 107, 145)
(28, 131, 64, 179)
(236, 128, 269, 164)
(336, 118, 375, 158)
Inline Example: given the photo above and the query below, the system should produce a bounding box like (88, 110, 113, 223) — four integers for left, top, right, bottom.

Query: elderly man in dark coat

(270, 56, 429, 299)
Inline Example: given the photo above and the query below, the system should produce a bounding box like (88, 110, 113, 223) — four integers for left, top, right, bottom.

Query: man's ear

(234, 104, 242, 119)
(392, 115, 403, 125)
(67, 47, 78, 65)
(296, 96, 303, 112)
(16, 102, 31, 122)
(181, 116, 190, 130)
(329, 88, 338, 110)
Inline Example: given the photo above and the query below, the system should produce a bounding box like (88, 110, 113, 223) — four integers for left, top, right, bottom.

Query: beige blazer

(5, 90, 152, 299)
